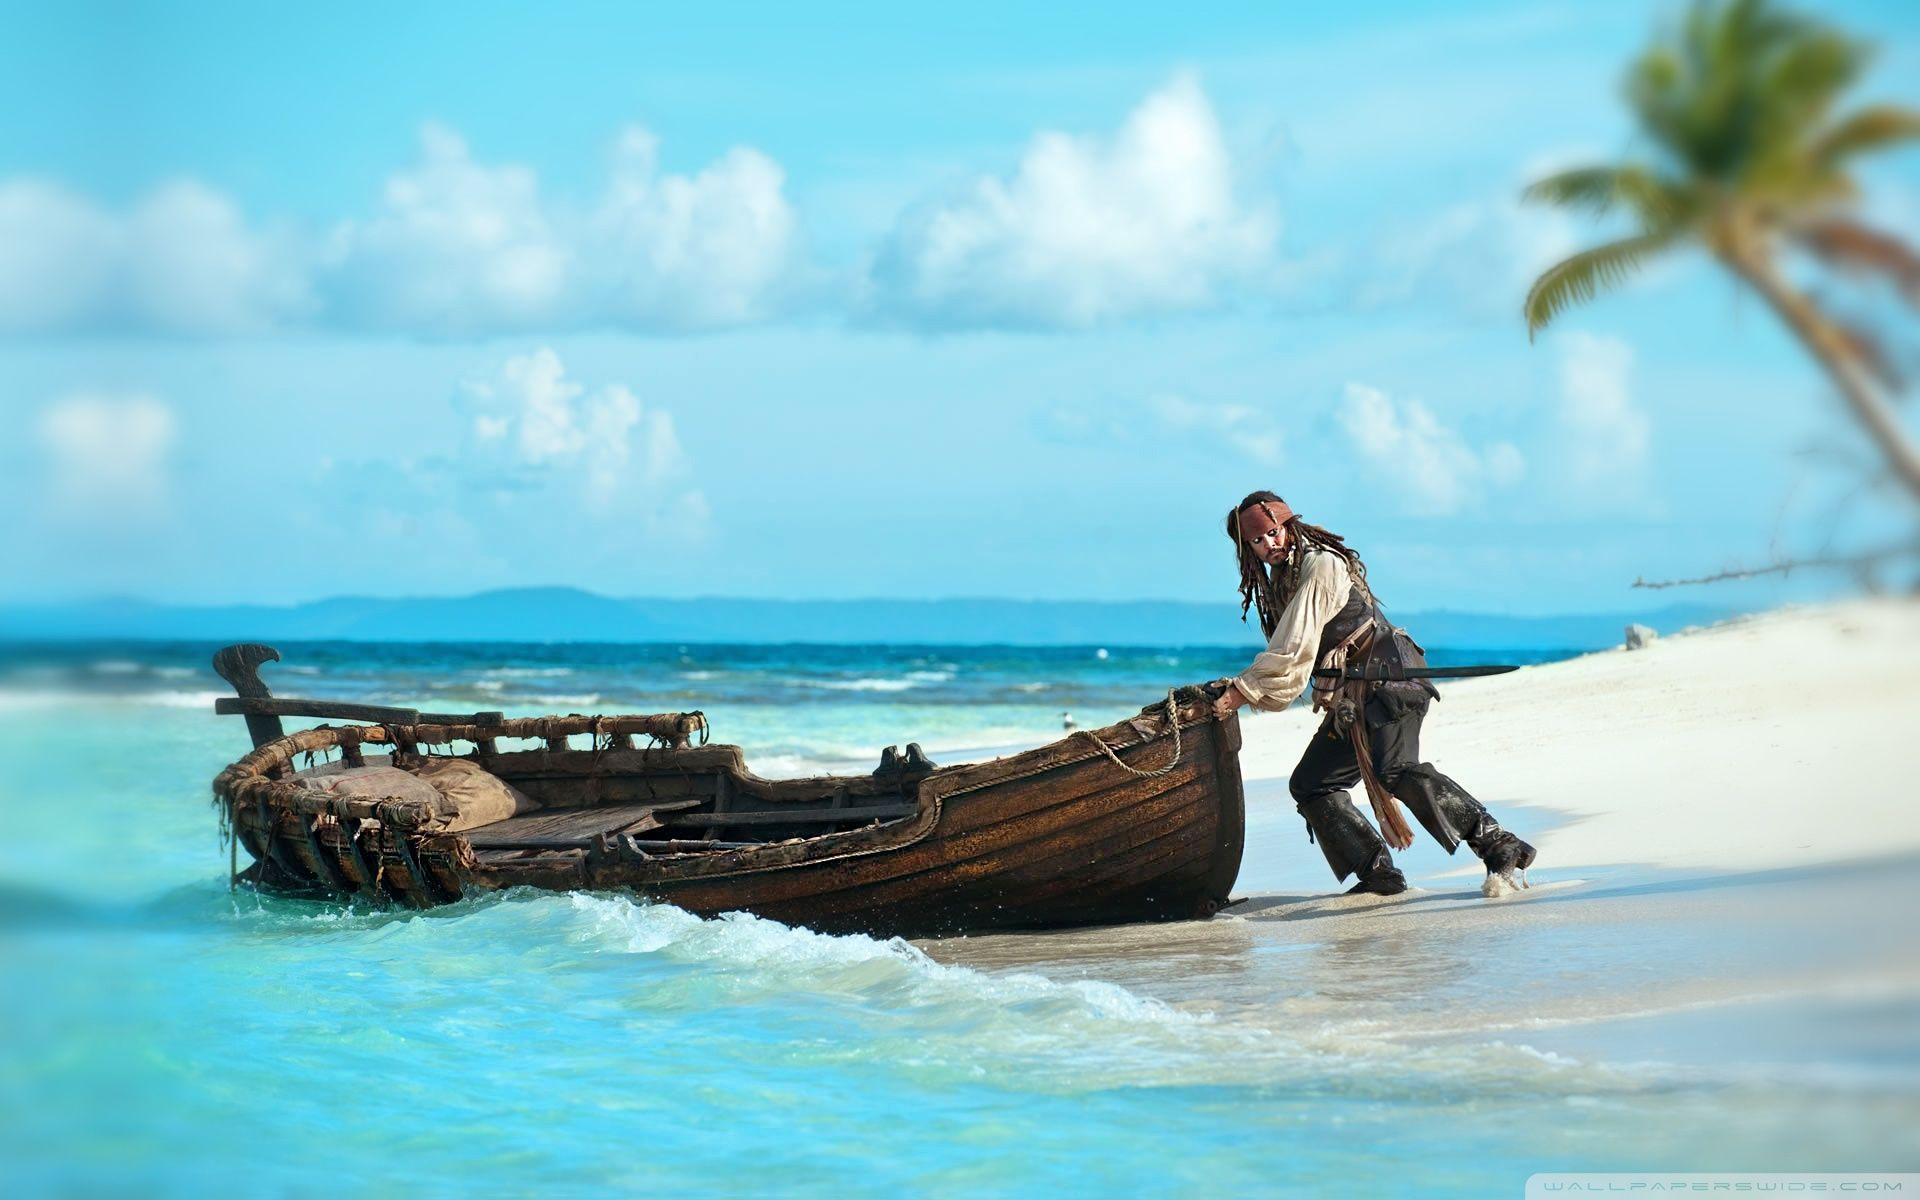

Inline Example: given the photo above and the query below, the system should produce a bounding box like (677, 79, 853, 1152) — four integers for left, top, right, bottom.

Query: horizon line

(0, 584, 1741, 623)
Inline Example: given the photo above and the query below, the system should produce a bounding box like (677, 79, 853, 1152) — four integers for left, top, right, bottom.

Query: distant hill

(0, 587, 1740, 651)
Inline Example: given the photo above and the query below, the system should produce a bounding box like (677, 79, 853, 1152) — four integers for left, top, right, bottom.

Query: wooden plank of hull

(466, 800, 705, 846)
(615, 748, 1236, 934)
(867, 828, 1222, 935)
(610, 746, 1213, 910)
(1202, 713, 1247, 903)
(821, 764, 1221, 921)
(933, 736, 1205, 836)
(704, 775, 1215, 925)
(628, 717, 1224, 892)
(736, 780, 1223, 933)
(946, 784, 1218, 906)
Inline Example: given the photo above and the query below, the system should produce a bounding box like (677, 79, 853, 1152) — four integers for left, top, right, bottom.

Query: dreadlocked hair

(1225, 491, 1371, 638)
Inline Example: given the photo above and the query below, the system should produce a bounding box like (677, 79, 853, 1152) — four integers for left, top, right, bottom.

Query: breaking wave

(0, 688, 226, 711)
(437, 893, 1673, 1097)
(526, 693, 602, 707)
(791, 677, 920, 692)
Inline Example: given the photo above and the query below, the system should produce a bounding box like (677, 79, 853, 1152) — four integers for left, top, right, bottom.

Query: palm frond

(1794, 217, 1920, 305)
(1632, 0, 1868, 183)
(1751, 21, 1867, 163)
(1627, 45, 1691, 161)
(1524, 232, 1679, 339)
(1522, 165, 1694, 229)
(1523, 167, 1624, 214)
(1811, 105, 1920, 166)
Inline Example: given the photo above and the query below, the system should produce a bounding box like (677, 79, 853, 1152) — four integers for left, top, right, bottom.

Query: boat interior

(303, 742, 935, 863)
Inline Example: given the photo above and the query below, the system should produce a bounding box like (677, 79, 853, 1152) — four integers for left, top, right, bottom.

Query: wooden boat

(209, 643, 1246, 936)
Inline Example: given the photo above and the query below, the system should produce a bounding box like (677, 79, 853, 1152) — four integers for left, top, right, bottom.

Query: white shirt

(1231, 550, 1353, 712)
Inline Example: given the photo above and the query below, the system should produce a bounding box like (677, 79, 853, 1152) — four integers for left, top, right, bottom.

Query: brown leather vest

(1317, 568, 1382, 655)
(1310, 553, 1438, 699)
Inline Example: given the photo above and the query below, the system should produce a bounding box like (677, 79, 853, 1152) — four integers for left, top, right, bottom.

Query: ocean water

(2, 641, 1914, 1196)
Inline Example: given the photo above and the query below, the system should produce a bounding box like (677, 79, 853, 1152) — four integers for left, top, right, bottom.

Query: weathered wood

(607, 720, 1223, 914)
(387, 831, 439, 909)
(627, 838, 758, 852)
(340, 820, 384, 902)
(212, 643, 284, 748)
(465, 800, 705, 847)
(704, 772, 732, 842)
(215, 696, 507, 726)
(1203, 710, 1247, 905)
(509, 773, 722, 808)
(295, 814, 354, 895)
(210, 665, 1244, 935)
(664, 805, 918, 828)
(213, 713, 709, 788)
(693, 774, 1213, 920)
(472, 836, 758, 853)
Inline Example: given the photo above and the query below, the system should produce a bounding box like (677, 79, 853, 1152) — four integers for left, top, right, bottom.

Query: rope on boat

(1068, 689, 1183, 779)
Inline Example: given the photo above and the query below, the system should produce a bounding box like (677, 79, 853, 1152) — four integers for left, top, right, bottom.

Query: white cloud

(1337, 382, 1523, 513)
(0, 122, 798, 337)
(0, 178, 308, 335)
(462, 347, 705, 521)
(497, 346, 589, 463)
(868, 74, 1279, 328)
(1556, 332, 1649, 493)
(0, 180, 117, 332)
(125, 180, 311, 334)
(326, 125, 568, 333)
(1149, 394, 1284, 464)
(586, 128, 797, 327)
(322, 122, 799, 334)
(37, 392, 177, 517)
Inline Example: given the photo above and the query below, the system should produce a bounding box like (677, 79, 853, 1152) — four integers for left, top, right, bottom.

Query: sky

(2, 0, 1916, 615)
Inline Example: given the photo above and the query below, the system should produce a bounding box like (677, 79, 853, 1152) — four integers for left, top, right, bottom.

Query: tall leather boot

(1296, 793, 1407, 895)
(1387, 763, 1491, 853)
(1388, 764, 1535, 888)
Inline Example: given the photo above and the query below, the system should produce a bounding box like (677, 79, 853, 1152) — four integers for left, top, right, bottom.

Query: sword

(1312, 663, 1520, 681)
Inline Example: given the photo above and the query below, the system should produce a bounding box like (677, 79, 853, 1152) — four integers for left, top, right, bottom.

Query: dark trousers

(1287, 685, 1505, 881)
(1290, 689, 1428, 802)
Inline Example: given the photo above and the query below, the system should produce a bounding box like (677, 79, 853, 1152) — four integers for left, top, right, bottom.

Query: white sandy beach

(927, 599, 1920, 1106)
(1234, 596, 1920, 877)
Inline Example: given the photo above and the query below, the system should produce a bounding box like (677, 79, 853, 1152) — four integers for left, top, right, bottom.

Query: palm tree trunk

(1729, 248, 1920, 506)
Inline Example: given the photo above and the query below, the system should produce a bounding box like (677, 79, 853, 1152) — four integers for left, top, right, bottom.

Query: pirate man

(1210, 491, 1536, 896)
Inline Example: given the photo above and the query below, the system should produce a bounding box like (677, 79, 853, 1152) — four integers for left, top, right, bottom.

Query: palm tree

(1523, 0, 1920, 504)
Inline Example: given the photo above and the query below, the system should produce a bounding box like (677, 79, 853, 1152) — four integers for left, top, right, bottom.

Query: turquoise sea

(2, 641, 1913, 1196)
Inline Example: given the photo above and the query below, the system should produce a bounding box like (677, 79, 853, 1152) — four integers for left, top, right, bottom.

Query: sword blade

(1312, 664, 1521, 680)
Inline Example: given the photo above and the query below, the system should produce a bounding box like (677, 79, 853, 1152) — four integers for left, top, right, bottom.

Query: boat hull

(563, 715, 1246, 936)
(220, 702, 1246, 938)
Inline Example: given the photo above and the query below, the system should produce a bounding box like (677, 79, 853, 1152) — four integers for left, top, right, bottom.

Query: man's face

(1240, 505, 1290, 566)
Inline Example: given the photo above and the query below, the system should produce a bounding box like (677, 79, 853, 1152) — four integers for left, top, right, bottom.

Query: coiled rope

(1069, 689, 1184, 779)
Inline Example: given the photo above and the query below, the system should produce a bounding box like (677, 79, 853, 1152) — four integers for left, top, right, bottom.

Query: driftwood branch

(1632, 540, 1920, 589)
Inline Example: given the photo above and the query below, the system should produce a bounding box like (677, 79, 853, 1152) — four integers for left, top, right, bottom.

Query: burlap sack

(299, 764, 442, 808)
(408, 757, 541, 832)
